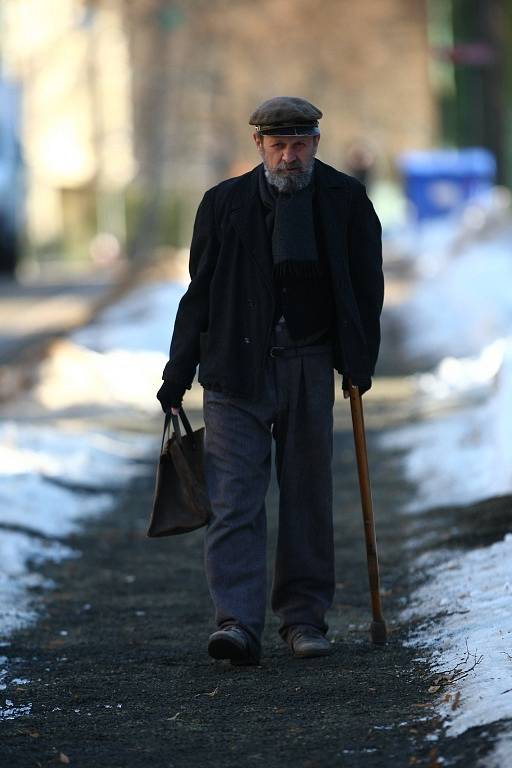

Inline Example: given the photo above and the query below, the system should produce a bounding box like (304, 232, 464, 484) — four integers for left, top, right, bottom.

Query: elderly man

(157, 96, 383, 665)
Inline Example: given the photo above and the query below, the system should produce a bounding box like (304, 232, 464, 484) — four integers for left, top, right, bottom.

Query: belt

(269, 343, 331, 359)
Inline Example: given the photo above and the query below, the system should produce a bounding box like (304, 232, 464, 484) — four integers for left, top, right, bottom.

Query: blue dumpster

(398, 148, 496, 221)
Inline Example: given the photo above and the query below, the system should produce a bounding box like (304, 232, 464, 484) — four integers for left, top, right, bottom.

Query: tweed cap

(249, 96, 322, 136)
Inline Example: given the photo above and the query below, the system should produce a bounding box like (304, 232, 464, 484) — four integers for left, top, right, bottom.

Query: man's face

(254, 133, 320, 193)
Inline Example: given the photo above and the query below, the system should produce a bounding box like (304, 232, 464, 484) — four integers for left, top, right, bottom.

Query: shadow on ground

(2, 393, 497, 768)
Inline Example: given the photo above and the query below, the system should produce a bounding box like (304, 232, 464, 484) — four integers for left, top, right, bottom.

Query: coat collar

(313, 160, 352, 275)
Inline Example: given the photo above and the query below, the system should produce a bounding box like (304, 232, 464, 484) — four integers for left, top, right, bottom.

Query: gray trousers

(202, 321, 335, 654)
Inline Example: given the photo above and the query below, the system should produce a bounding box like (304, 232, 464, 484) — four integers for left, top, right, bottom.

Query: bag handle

(171, 407, 194, 444)
(161, 407, 194, 452)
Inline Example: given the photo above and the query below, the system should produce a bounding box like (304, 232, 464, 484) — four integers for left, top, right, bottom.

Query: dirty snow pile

(384, 339, 512, 511)
(0, 279, 185, 657)
(383, 192, 512, 507)
(403, 535, 512, 737)
(383, 191, 512, 754)
(34, 280, 186, 412)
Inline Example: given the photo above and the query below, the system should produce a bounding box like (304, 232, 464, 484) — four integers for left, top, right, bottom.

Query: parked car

(0, 78, 24, 277)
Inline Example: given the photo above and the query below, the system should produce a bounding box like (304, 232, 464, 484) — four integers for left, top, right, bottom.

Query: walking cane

(348, 380, 387, 645)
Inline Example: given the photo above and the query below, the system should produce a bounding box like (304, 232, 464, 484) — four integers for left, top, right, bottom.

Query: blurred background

(0, 0, 511, 275)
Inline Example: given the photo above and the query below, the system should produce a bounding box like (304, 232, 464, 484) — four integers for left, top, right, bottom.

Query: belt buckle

(270, 346, 285, 358)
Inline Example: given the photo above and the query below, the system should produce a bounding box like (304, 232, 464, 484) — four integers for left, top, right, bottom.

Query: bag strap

(162, 407, 194, 448)
(161, 412, 172, 453)
(179, 407, 194, 437)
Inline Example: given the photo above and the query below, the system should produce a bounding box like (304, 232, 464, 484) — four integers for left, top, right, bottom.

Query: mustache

(275, 161, 303, 171)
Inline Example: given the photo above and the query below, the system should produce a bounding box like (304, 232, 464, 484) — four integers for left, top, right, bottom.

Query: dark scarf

(258, 164, 321, 279)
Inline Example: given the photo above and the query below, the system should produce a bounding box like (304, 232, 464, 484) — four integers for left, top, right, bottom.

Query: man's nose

(282, 148, 297, 163)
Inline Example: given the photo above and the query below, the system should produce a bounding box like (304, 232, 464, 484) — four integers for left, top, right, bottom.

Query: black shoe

(208, 626, 260, 666)
(287, 625, 333, 659)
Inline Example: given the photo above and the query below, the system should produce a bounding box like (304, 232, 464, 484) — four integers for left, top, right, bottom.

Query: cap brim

(256, 125, 320, 136)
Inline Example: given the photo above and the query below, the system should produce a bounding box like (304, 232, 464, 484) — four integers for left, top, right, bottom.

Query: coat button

(342, 319, 349, 328)
(243, 337, 251, 344)
(247, 299, 256, 308)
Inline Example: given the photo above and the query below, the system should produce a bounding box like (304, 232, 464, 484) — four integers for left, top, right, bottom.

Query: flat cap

(249, 96, 322, 136)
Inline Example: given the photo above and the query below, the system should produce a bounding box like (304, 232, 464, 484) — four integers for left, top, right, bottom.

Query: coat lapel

(229, 166, 273, 293)
(314, 161, 368, 339)
(313, 159, 350, 275)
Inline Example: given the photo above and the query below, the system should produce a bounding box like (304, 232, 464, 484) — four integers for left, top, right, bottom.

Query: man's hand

(157, 379, 183, 415)
(343, 381, 371, 398)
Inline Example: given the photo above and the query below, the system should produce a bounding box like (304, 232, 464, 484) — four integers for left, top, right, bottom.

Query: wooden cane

(348, 381, 387, 645)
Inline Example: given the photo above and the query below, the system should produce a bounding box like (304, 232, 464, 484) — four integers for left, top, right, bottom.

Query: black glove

(156, 379, 183, 414)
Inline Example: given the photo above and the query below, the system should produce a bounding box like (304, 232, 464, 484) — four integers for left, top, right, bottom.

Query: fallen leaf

(58, 753, 70, 765)
(29, 731, 40, 738)
(451, 691, 461, 711)
(206, 687, 219, 697)
(46, 639, 66, 650)
(428, 685, 440, 693)
(166, 712, 180, 721)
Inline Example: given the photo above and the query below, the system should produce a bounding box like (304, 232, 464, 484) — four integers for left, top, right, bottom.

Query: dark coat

(162, 158, 384, 403)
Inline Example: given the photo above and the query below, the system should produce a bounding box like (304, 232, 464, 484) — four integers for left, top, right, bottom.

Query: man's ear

(253, 132, 264, 150)
(313, 134, 320, 151)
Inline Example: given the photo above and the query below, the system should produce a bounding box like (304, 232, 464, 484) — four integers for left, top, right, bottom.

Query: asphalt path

(0, 288, 505, 767)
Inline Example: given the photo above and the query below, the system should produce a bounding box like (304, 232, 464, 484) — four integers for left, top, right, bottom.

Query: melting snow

(0, 700, 32, 720)
(404, 534, 512, 737)
(381, 339, 512, 511)
(386, 198, 512, 754)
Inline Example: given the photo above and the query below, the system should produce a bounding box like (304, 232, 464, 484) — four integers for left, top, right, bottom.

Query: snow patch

(381, 339, 512, 510)
(0, 700, 32, 720)
(388, 200, 512, 749)
(0, 532, 76, 637)
(404, 534, 512, 737)
(0, 421, 154, 489)
(32, 280, 185, 413)
(390, 196, 512, 363)
(480, 733, 512, 768)
(33, 343, 167, 413)
(72, 280, 185, 354)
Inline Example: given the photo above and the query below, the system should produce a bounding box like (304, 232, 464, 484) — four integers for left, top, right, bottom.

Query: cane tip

(370, 620, 387, 646)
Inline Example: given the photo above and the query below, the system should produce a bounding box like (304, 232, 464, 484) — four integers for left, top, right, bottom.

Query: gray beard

(264, 158, 315, 193)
